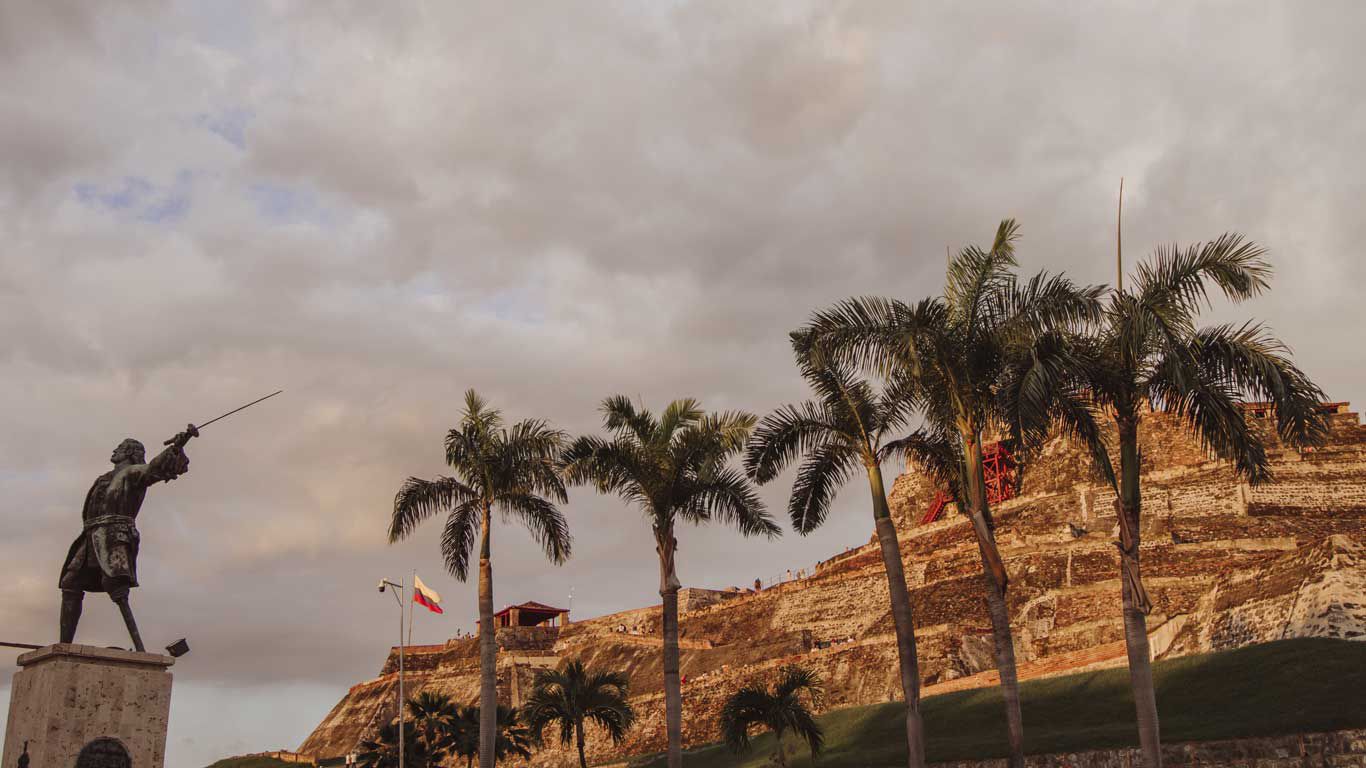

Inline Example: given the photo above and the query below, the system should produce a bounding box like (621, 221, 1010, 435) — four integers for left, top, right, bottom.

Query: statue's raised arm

(139, 423, 199, 485)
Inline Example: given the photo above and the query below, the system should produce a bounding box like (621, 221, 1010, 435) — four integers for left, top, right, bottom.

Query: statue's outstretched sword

(163, 389, 283, 445)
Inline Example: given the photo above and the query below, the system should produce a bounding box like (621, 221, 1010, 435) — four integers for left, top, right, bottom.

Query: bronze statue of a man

(58, 424, 198, 652)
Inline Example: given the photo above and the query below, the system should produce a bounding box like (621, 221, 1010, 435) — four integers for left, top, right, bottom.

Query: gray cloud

(2, 1, 1364, 766)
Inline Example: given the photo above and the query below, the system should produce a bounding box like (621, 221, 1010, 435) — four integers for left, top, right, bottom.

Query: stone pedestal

(3, 644, 175, 768)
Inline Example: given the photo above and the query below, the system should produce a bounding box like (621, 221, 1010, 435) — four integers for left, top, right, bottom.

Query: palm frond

(439, 497, 482, 580)
(602, 395, 658, 445)
(880, 428, 962, 501)
(560, 435, 643, 496)
(682, 466, 780, 539)
(993, 271, 1106, 344)
(1190, 322, 1329, 449)
(390, 476, 477, 542)
(1133, 234, 1270, 310)
(797, 296, 949, 377)
(718, 685, 770, 754)
(462, 388, 503, 433)
(773, 664, 824, 702)
(658, 398, 705, 442)
(1150, 346, 1270, 482)
(788, 442, 859, 535)
(743, 401, 836, 484)
(945, 219, 1020, 335)
(497, 492, 572, 565)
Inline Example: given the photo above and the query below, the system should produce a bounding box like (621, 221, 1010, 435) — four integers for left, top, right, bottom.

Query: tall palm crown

(562, 395, 778, 768)
(1086, 236, 1327, 486)
(526, 660, 636, 768)
(388, 389, 571, 577)
(719, 664, 825, 767)
(560, 396, 779, 589)
(796, 221, 1109, 573)
(745, 352, 913, 533)
(388, 389, 570, 768)
(744, 349, 930, 768)
(795, 220, 1107, 768)
(1074, 235, 1327, 768)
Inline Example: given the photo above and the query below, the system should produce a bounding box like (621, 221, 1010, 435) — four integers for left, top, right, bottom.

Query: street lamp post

(379, 578, 407, 768)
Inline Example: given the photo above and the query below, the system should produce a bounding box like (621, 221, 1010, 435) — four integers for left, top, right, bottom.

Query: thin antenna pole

(1117, 177, 1125, 293)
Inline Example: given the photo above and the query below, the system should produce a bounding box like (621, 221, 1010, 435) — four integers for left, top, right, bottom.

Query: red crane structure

(919, 442, 1018, 525)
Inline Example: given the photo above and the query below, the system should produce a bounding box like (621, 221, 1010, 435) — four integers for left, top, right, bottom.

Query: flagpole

(408, 570, 417, 648)
(399, 577, 406, 768)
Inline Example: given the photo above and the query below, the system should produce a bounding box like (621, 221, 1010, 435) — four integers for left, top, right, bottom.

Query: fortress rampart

(299, 404, 1366, 766)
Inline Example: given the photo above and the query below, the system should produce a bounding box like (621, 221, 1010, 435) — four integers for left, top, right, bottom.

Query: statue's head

(110, 438, 145, 465)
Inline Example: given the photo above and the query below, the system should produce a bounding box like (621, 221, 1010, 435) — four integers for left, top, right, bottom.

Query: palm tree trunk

(479, 503, 498, 768)
(576, 722, 588, 768)
(658, 530, 683, 768)
(964, 437, 1024, 768)
(1117, 415, 1161, 767)
(867, 463, 926, 768)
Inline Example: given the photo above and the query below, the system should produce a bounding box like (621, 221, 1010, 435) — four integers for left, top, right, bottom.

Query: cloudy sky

(2, 1, 1364, 765)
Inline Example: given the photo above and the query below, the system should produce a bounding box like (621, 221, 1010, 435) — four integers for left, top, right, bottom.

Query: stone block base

(3, 644, 175, 768)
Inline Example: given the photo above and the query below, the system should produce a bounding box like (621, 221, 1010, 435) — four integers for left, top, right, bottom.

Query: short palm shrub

(719, 665, 825, 768)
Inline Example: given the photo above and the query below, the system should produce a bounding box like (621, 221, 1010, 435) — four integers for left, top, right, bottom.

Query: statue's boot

(59, 589, 84, 644)
(114, 597, 146, 653)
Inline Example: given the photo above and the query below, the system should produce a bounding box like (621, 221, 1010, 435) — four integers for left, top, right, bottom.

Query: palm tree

(526, 659, 636, 768)
(561, 396, 781, 768)
(358, 718, 437, 768)
(797, 220, 1107, 768)
(451, 705, 481, 768)
(388, 389, 572, 768)
(494, 705, 537, 764)
(744, 352, 927, 768)
(1073, 236, 1327, 767)
(407, 691, 459, 758)
(719, 664, 824, 768)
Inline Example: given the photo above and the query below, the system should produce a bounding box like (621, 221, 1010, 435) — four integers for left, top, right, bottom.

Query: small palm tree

(494, 705, 537, 764)
(407, 691, 459, 757)
(719, 665, 824, 768)
(357, 718, 437, 768)
(798, 220, 1107, 768)
(451, 705, 481, 768)
(561, 396, 780, 768)
(526, 659, 636, 768)
(389, 389, 572, 768)
(744, 352, 927, 768)
(1074, 236, 1327, 767)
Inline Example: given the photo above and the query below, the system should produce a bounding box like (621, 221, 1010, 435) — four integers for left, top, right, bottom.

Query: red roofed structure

(482, 601, 570, 629)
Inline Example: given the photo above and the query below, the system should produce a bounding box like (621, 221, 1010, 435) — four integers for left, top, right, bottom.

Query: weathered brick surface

(300, 407, 1366, 766)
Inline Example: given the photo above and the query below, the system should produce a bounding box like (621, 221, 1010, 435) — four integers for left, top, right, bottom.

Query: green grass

(204, 757, 302, 768)
(629, 638, 1366, 768)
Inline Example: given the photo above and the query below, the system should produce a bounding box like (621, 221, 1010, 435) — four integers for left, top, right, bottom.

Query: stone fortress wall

(299, 404, 1366, 766)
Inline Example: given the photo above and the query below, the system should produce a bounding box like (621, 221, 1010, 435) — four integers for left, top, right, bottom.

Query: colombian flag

(413, 574, 444, 614)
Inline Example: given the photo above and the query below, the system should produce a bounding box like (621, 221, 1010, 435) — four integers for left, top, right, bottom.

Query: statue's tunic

(59, 444, 189, 593)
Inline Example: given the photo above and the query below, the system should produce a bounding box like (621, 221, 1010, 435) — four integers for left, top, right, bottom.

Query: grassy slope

(205, 757, 301, 768)
(631, 638, 1366, 768)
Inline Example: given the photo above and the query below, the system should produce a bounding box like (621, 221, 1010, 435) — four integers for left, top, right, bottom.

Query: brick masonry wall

(300, 407, 1366, 766)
